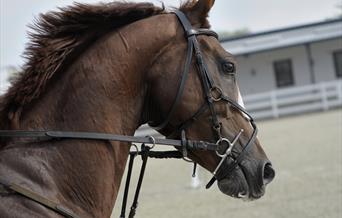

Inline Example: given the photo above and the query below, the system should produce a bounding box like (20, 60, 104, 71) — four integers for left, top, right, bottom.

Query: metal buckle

(209, 87, 223, 102)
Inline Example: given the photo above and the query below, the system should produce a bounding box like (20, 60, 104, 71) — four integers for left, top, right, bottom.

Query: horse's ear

(186, 0, 215, 27)
(193, 0, 215, 15)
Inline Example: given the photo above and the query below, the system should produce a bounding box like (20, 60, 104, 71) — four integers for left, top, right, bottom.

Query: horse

(0, 0, 275, 217)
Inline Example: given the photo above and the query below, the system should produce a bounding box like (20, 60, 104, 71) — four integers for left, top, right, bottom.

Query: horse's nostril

(263, 162, 275, 185)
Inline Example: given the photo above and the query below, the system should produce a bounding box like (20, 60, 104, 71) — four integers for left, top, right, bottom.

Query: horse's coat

(0, 1, 274, 217)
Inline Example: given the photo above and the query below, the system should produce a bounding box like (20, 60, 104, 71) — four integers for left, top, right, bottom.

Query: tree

(217, 28, 251, 39)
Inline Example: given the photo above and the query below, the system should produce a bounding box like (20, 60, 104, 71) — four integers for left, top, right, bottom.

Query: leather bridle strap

(0, 179, 79, 218)
(173, 10, 222, 136)
(151, 35, 194, 131)
(149, 10, 258, 189)
(150, 10, 218, 132)
(0, 130, 218, 151)
(171, 10, 222, 141)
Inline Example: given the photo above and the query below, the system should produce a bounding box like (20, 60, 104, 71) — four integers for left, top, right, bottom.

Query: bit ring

(209, 87, 223, 102)
(215, 138, 232, 157)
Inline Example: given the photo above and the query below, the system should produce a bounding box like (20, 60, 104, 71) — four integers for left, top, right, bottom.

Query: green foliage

(217, 28, 251, 39)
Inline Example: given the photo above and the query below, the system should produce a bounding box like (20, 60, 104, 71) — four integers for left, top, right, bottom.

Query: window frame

(333, 50, 342, 78)
(273, 59, 295, 88)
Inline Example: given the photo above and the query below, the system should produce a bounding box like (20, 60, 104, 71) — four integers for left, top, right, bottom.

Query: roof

(220, 18, 342, 56)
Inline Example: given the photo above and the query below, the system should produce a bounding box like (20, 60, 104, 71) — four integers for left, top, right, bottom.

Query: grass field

(111, 109, 342, 218)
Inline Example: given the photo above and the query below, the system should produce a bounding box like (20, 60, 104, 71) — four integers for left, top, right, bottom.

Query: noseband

(0, 10, 258, 218)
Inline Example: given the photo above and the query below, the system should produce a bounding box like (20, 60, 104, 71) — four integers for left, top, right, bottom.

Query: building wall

(311, 38, 342, 83)
(233, 38, 342, 95)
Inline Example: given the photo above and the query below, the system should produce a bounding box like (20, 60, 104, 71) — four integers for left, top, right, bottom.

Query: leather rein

(0, 10, 258, 218)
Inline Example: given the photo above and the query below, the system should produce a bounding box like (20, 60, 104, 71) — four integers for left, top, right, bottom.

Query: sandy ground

(111, 109, 342, 218)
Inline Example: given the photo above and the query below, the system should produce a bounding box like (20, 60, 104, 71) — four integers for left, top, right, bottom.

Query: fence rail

(244, 80, 342, 120)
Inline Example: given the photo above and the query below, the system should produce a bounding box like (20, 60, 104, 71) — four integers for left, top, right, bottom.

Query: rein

(0, 10, 258, 218)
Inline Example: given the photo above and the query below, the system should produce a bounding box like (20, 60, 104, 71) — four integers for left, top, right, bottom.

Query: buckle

(209, 87, 223, 102)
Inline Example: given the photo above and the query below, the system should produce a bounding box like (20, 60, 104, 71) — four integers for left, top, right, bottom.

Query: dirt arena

(111, 109, 342, 218)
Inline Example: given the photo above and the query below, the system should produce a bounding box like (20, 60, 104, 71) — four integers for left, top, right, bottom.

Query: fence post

(320, 82, 328, 111)
(270, 91, 279, 118)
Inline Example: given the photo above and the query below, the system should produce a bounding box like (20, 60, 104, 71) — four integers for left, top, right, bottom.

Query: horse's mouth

(217, 164, 266, 201)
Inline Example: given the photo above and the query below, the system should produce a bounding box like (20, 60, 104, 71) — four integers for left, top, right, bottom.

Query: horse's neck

(7, 14, 177, 216)
(19, 14, 177, 134)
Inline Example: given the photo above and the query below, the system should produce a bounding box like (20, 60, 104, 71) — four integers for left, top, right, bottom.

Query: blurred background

(1, 0, 341, 218)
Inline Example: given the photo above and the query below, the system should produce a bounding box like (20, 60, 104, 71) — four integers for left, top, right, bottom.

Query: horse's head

(147, 0, 274, 200)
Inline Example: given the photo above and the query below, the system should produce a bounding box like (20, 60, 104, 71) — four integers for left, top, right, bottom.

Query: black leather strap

(0, 130, 218, 151)
(128, 145, 150, 218)
(0, 179, 78, 218)
(150, 10, 218, 132)
(120, 153, 136, 218)
(174, 10, 222, 139)
(187, 29, 218, 39)
(150, 38, 194, 131)
(150, 10, 259, 190)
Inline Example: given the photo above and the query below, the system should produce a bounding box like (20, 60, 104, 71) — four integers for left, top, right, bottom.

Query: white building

(220, 18, 342, 120)
(221, 18, 342, 95)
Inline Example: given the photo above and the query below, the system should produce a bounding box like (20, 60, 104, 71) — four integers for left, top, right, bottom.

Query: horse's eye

(222, 62, 235, 74)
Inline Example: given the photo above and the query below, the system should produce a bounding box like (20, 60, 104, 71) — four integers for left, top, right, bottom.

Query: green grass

(111, 109, 342, 218)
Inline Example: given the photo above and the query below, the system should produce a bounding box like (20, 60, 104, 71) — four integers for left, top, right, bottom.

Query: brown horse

(0, 0, 274, 217)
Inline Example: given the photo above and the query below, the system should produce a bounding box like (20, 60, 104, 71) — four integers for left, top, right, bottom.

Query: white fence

(244, 80, 342, 120)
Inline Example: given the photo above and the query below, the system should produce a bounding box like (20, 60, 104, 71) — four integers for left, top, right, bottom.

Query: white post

(270, 91, 279, 118)
(320, 82, 328, 111)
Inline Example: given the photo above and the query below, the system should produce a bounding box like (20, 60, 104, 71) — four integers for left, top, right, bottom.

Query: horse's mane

(0, 0, 204, 130)
(0, 1, 166, 129)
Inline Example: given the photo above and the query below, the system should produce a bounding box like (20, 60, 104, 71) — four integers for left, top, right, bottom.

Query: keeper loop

(145, 135, 156, 150)
(181, 130, 188, 157)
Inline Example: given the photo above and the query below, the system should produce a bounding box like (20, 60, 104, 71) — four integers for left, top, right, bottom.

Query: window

(273, 59, 294, 88)
(333, 50, 342, 78)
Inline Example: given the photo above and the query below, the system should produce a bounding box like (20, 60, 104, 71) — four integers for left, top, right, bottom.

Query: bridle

(0, 10, 258, 218)
(150, 10, 258, 188)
